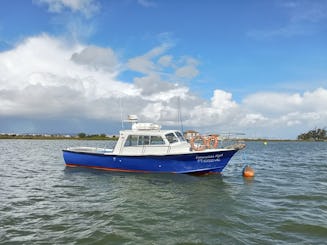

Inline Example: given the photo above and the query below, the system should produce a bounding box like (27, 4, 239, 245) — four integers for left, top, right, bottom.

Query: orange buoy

(242, 165, 255, 177)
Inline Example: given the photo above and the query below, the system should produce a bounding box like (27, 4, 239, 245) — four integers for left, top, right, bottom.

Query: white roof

(132, 123, 161, 131)
(121, 129, 177, 135)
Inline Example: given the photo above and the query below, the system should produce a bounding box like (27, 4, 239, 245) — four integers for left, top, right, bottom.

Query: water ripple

(0, 140, 327, 244)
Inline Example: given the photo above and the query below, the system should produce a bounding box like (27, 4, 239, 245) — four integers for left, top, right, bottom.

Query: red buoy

(242, 165, 255, 177)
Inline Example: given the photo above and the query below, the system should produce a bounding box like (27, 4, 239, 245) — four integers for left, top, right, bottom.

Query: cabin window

(138, 135, 150, 145)
(165, 133, 178, 144)
(124, 135, 138, 146)
(150, 136, 165, 145)
(125, 135, 165, 146)
(175, 131, 186, 142)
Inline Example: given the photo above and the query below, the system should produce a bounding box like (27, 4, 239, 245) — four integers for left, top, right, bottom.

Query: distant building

(184, 130, 199, 140)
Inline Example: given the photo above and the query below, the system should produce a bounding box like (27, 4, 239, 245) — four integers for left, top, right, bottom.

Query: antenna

(178, 97, 184, 133)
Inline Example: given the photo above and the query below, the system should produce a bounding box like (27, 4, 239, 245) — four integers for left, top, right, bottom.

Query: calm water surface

(0, 140, 326, 244)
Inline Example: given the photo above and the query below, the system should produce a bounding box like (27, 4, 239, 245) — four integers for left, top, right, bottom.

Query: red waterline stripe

(65, 164, 221, 175)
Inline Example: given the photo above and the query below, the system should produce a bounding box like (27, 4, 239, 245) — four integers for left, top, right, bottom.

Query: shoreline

(0, 135, 118, 141)
(1, 135, 326, 142)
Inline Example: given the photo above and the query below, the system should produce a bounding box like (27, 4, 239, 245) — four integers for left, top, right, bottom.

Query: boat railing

(188, 132, 246, 150)
(207, 132, 245, 149)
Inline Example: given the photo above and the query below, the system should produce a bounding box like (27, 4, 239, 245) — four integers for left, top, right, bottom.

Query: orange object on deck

(190, 135, 207, 151)
(206, 135, 219, 149)
(242, 165, 255, 177)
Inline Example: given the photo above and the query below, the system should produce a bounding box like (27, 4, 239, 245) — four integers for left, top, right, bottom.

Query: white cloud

(0, 34, 138, 119)
(211, 89, 237, 112)
(182, 90, 240, 129)
(240, 89, 327, 137)
(239, 113, 268, 127)
(127, 56, 156, 75)
(175, 65, 199, 79)
(134, 73, 179, 96)
(243, 89, 327, 115)
(127, 46, 200, 86)
(127, 44, 169, 74)
(1, 34, 326, 138)
(71, 46, 119, 72)
(0, 35, 199, 125)
(34, 0, 100, 18)
(175, 57, 199, 79)
(243, 92, 302, 115)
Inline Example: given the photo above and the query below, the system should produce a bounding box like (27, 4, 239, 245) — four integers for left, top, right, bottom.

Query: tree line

(77, 133, 117, 139)
(297, 128, 327, 141)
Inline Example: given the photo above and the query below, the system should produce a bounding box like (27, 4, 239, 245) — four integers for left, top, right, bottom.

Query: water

(0, 140, 327, 244)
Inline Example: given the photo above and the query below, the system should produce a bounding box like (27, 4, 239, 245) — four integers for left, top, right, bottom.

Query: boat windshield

(150, 136, 165, 145)
(165, 133, 179, 144)
(175, 131, 186, 142)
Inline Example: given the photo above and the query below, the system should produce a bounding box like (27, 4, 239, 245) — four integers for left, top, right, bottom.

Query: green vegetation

(297, 128, 327, 141)
(77, 133, 117, 140)
(78, 132, 86, 138)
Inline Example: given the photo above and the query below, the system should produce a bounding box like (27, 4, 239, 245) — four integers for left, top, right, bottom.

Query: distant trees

(76, 133, 116, 140)
(297, 128, 327, 141)
(78, 132, 86, 138)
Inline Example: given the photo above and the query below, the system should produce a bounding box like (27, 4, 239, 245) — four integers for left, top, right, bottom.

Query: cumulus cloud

(0, 34, 200, 126)
(239, 113, 268, 127)
(243, 92, 302, 115)
(1, 34, 326, 138)
(71, 46, 119, 72)
(240, 89, 327, 137)
(185, 90, 239, 128)
(0, 34, 237, 133)
(211, 90, 237, 112)
(0, 34, 138, 120)
(134, 73, 178, 96)
(243, 89, 327, 115)
(34, 0, 100, 18)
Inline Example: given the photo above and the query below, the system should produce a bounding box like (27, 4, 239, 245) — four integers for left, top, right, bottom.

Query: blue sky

(0, 0, 327, 138)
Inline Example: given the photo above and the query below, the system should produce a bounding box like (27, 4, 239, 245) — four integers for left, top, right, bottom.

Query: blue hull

(63, 149, 238, 174)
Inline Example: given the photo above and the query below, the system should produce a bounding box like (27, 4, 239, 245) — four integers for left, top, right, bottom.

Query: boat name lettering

(196, 154, 223, 163)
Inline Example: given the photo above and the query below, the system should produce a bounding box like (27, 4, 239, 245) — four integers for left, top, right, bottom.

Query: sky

(0, 0, 326, 139)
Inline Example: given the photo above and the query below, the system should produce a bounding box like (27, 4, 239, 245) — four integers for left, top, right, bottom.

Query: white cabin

(113, 122, 190, 155)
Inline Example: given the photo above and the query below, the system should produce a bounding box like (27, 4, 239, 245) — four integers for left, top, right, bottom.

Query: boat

(63, 115, 245, 174)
